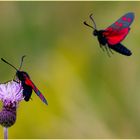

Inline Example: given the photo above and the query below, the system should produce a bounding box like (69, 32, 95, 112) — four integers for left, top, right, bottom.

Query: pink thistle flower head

(0, 80, 24, 106)
(0, 80, 24, 128)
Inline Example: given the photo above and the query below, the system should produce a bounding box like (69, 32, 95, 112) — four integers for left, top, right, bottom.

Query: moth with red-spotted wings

(84, 12, 135, 56)
(1, 56, 48, 105)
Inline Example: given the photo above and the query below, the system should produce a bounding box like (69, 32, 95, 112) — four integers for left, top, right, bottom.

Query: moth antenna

(83, 21, 95, 29)
(19, 55, 26, 71)
(89, 14, 97, 29)
(1, 58, 18, 71)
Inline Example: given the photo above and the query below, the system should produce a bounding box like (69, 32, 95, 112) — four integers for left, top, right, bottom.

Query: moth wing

(103, 12, 134, 45)
(25, 78, 48, 105)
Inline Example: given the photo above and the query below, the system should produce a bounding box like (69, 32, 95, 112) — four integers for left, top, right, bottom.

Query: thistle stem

(4, 127, 8, 139)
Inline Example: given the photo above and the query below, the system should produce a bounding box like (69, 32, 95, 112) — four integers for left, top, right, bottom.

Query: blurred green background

(0, 1, 140, 139)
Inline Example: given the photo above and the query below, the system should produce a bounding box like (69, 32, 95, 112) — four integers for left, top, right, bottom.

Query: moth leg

(108, 46, 114, 54)
(13, 79, 18, 83)
(13, 77, 20, 83)
(105, 45, 111, 57)
(99, 43, 105, 52)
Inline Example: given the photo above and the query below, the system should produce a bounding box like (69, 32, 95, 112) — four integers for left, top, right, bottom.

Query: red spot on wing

(122, 16, 131, 22)
(115, 22, 123, 27)
(122, 17, 127, 20)
(103, 27, 130, 45)
(25, 78, 34, 88)
(39, 94, 45, 101)
(25, 78, 39, 93)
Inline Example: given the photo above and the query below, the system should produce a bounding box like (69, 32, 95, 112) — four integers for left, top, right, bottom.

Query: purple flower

(0, 80, 23, 128)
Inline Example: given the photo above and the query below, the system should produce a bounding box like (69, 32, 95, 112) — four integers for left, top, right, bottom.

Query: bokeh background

(0, 1, 140, 139)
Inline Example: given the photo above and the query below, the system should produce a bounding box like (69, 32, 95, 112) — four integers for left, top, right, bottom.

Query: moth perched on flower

(0, 56, 48, 139)
(1, 56, 48, 105)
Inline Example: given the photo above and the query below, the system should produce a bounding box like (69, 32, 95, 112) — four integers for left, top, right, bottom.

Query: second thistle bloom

(0, 80, 24, 127)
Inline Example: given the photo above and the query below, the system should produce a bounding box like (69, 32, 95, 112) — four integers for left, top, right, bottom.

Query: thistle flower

(0, 80, 23, 128)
